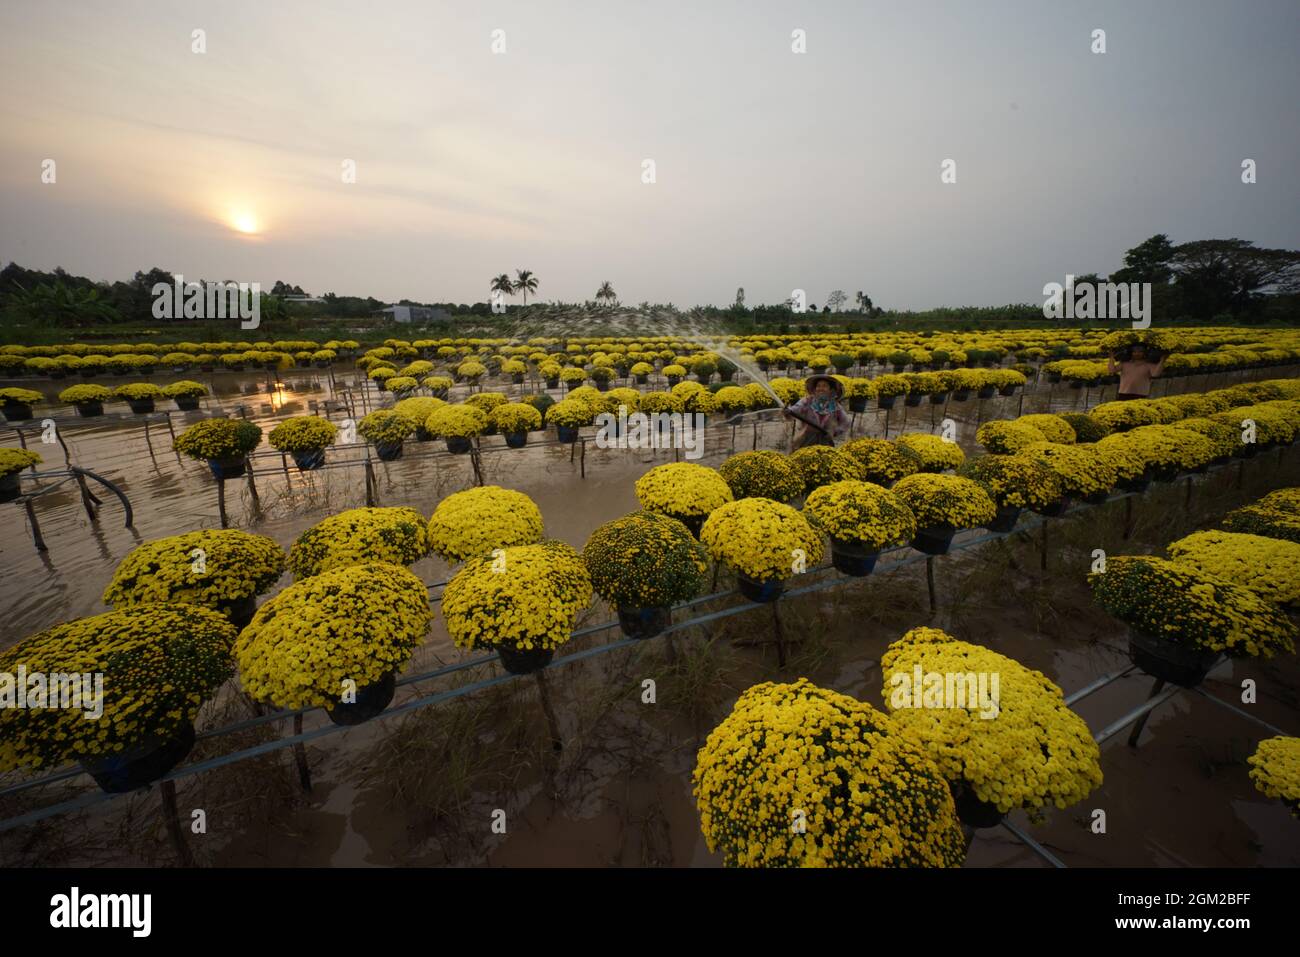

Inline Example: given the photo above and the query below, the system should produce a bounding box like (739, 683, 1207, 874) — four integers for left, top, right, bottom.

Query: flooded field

(2, 363, 1298, 868)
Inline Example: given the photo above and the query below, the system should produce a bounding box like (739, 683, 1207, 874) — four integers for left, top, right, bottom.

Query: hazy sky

(1, 0, 1297, 310)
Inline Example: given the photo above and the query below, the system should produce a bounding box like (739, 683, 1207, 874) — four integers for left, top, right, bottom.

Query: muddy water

(1, 363, 1298, 868)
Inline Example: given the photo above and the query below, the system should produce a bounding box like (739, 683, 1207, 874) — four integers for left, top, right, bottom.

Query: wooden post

(159, 779, 195, 867)
(1122, 495, 1134, 540)
(364, 458, 376, 506)
(1127, 678, 1167, 748)
(245, 460, 260, 514)
(771, 602, 788, 668)
(24, 498, 47, 552)
(534, 670, 563, 752)
(292, 713, 312, 791)
(217, 478, 228, 528)
(926, 557, 937, 613)
(580, 438, 587, 479)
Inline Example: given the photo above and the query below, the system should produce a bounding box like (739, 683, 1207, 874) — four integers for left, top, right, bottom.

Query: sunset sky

(1, 0, 1297, 309)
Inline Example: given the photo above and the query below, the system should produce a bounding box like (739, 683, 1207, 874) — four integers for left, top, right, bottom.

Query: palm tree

(490, 273, 514, 303)
(596, 281, 615, 305)
(513, 270, 538, 305)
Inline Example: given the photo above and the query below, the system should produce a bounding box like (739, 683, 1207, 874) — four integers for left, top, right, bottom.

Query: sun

(229, 211, 261, 235)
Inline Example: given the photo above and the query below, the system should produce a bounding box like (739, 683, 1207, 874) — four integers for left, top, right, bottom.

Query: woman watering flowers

(783, 375, 850, 450)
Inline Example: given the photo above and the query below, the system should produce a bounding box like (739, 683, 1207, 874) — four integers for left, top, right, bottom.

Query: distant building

(375, 304, 451, 323)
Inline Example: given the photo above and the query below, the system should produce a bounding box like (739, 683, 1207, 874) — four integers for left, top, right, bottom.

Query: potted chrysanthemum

(162, 380, 208, 411)
(633, 462, 734, 537)
(103, 529, 286, 628)
(718, 449, 805, 503)
(546, 397, 594, 443)
(894, 433, 965, 473)
(975, 420, 1047, 455)
(423, 404, 487, 454)
(0, 387, 43, 422)
(112, 381, 161, 414)
(803, 479, 917, 576)
(358, 409, 417, 460)
(442, 541, 593, 674)
(236, 562, 432, 725)
(174, 417, 263, 479)
(1089, 555, 1296, 687)
(289, 506, 430, 579)
(881, 626, 1103, 829)
(583, 511, 709, 639)
(0, 448, 41, 502)
(700, 498, 824, 602)
(0, 604, 236, 792)
(787, 446, 866, 497)
(59, 383, 112, 417)
(693, 678, 966, 867)
(891, 473, 996, 555)
(839, 438, 922, 487)
(422, 374, 453, 399)
(1016, 441, 1117, 504)
(427, 486, 544, 564)
(1248, 737, 1300, 818)
(873, 374, 908, 409)
(268, 415, 338, 470)
(489, 402, 544, 447)
(959, 454, 1064, 532)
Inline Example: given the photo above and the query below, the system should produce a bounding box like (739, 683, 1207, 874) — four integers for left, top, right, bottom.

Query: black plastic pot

(1128, 627, 1220, 688)
(912, 525, 957, 555)
(375, 440, 405, 461)
(208, 457, 246, 480)
(929, 393, 948, 405)
(546, 378, 560, 389)
(326, 672, 397, 726)
(904, 394, 923, 407)
(1036, 496, 1071, 518)
(220, 595, 259, 630)
(1, 402, 34, 422)
(952, 390, 971, 402)
(617, 605, 672, 640)
(125, 398, 156, 414)
(849, 396, 869, 413)
(998, 386, 1016, 397)
(556, 425, 579, 443)
(174, 396, 201, 411)
(1083, 490, 1111, 505)
(977, 386, 996, 399)
(677, 514, 706, 538)
(1154, 465, 1180, 483)
(986, 505, 1022, 533)
(497, 644, 554, 675)
(74, 401, 105, 418)
(666, 376, 681, 387)
(292, 448, 327, 471)
(504, 432, 528, 448)
(1118, 469, 1153, 493)
(0, 473, 22, 503)
(830, 539, 880, 577)
(635, 375, 648, 385)
(79, 723, 197, 794)
(1046, 373, 1062, 384)
(877, 395, 897, 409)
(951, 781, 1006, 829)
(738, 575, 784, 603)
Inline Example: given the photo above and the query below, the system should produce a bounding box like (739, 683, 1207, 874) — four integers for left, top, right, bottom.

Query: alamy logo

(888, 666, 1001, 719)
(0, 666, 103, 719)
(594, 406, 707, 460)
(1042, 274, 1151, 328)
(152, 274, 261, 329)
(50, 887, 151, 937)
